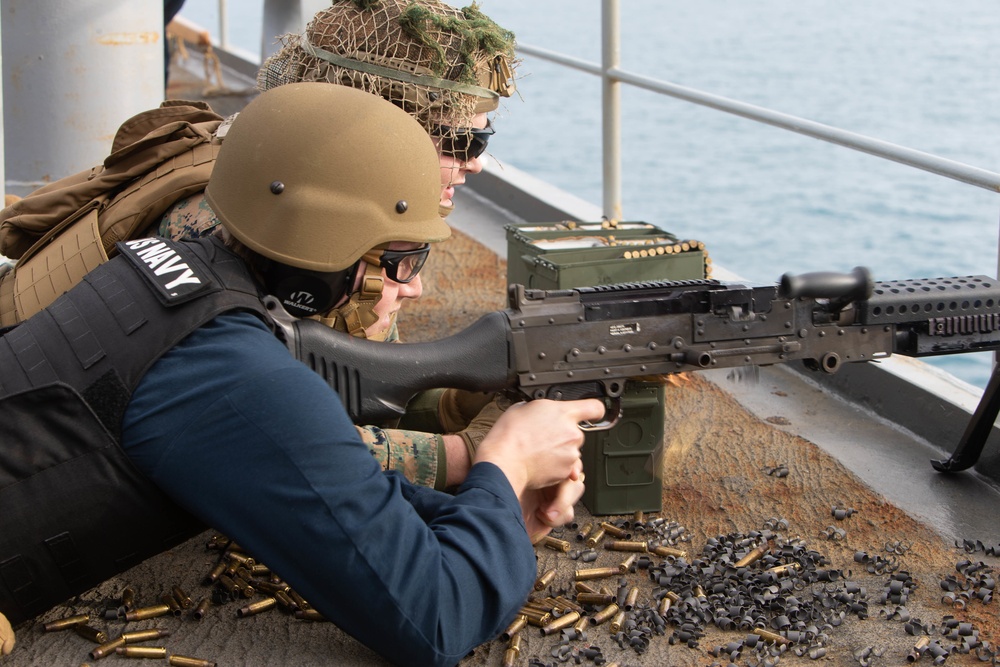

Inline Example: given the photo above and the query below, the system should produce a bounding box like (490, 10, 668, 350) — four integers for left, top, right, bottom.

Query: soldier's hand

(452, 394, 509, 462)
(0, 611, 14, 656)
(522, 461, 586, 543)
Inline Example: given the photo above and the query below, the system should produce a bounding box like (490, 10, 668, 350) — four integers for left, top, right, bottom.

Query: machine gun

(267, 268, 1000, 473)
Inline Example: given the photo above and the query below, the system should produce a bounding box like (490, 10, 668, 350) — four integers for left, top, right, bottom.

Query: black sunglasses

(432, 120, 495, 161)
(360, 244, 431, 284)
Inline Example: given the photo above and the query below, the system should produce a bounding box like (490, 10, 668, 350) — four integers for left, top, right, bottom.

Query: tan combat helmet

(205, 82, 450, 332)
(257, 0, 517, 137)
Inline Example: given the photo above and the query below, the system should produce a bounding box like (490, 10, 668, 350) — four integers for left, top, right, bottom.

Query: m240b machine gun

(270, 268, 1000, 473)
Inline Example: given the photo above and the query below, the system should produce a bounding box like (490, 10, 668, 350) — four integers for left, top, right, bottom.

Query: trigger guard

(578, 396, 623, 432)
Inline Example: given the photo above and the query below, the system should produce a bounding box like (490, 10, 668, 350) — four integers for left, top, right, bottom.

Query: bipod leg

(932, 360, 1000, 472)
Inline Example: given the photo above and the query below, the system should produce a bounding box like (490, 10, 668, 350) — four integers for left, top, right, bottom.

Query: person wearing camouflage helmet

(154, 0, 518, 492)
(0, 82, 600, 665)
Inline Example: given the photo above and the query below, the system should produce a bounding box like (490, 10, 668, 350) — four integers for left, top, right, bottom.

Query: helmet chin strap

(315, 261, 392, 340)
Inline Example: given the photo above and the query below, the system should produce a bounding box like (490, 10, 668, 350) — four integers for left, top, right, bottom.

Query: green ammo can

(504, 221, 710, 515)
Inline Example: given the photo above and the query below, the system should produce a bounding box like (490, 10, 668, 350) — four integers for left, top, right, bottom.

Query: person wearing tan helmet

(155, 0, 519, 493)
(0, 82, 599, 666)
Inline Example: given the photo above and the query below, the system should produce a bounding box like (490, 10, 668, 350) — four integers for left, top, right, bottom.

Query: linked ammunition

(540, 611, 580, 636)
(172, 586, 194, 609)
(599, 522, 630, 539)
(43, 614, 89, 632)
(501, 614, 526, 641)
(589, 603, 620, 626)
(73, 624, 108, 644)
(237, 597, 277, 618)
(90, 636, 126, 660)
(541, 536, 571, 553)
(168, 657, 217, 667)
(574, 566, 620, 581)
(585, 527, 606, 548)
(122, 629, 171, 644)
(124, 604, 171, 622)
(650, 545, 688, 559)
(534, 567, 556, 591)
(294, 609, 326, 621)
(116, 646, 168, 658)
(609, 609, 626, 634)
(604, 540, 647, 552)
(192, 598, 212, 620)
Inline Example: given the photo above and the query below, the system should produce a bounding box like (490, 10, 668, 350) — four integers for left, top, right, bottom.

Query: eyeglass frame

(360, 244, 431, 284)
(431, 119, 495, 161)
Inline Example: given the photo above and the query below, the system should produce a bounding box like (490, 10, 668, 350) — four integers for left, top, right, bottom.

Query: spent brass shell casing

(519, 607, 551, 626)
(204, 560, 228, 585)
(575, 582, 598, 594)
(665, 591, 680, 603)
(574, 566, 619, 581)
(294, 609, 326, 621)
(609, 610, 627, 634)
(619, 554, 637, 573)
(226, 551, 255, 566)
(116, 646, 168, 658)
(657, 596, 671, 616)
(122, 628, 171, 644)
(273, 589, 295, 611)
(541, 536, 571, 553)
(753, 629, 790, 645)
(633, 510, 645, 524)
(534, 567, 556, 591)
(217, 574, 239, 598)
(624, 586, 639, 610)
(766, 562, 801, 576)
(172, 586, 194, 609)
(540, 610, 580, 636)
(43, 614, 90, 632)
(605, 540, 647, 552)
(501, 614, 526, 641)
(585, 527, 606, 548)
(168, 656, 217, 667)
(576, 593, 615, 606)
(90, 636, 126, 660)
(120, 586, 136, 611)
(576, 523, 593, 541)
(502, 648, 518, 667)
(734, 544, 770, 568)
(252, 579, 289, 595)
(509, 633, 523, 653)
(599, 522, 630, 539)
(160, 593, 182, 616)
(237, 597, 277, 618)
(192, 597, 212, 620)
(572, 614, 590, 635)
(73, 624, 108, 644)
(288, 589, 309, 610)
(650, 545, 688, 559)
(124, 604, 171, 622)
(553, 596, 584, 614)
(251, 564, 271, 577)
(589, 603, 620, 626)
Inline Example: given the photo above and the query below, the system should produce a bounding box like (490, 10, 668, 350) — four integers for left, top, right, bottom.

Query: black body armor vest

(0, 236, 267, 624)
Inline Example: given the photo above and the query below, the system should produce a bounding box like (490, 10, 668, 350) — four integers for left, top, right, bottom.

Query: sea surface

(180, 0, 1000, 389)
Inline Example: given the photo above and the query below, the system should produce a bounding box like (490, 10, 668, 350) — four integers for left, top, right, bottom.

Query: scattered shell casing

(43, 614, 90, 632)
(599, 522, 630, 539)
(122, 629, 171, 644)
(116, 646, 168, 658)
(657, 595, 671, 617)
(73, 624, 108, 644)
(120, 586, 136, 611)
(534, 568, 556, 591)
(609, 609, 627, 633)
(619, 554, 636, 573)
(753, 628, 790, 645)
(650, 545, 688, 559)
(501, 614, 526, 641)
(287, 590, 309, 611)
(168, 657, 218, 667)
(552, 596, 584, 615)
(172, 586, 194, 609)
(204, 560, 228, 585)
(124, 604, 171, 622)
(576, 593, 615, 606)
(519, 607, 552, 627)
(192, 598, 212, 620)
(576, 523, 593, 541)
(575, 582, 598, 594)
(90, 636, 126, 660)
(585, 527, 606, 548)
(237, 597, 277, 618)
(604, 540, 647, 552)
(541, 536, 571, 553)
(273, 589, 296, 611)
(766, 562, 801, 576)
(623, 586, 639, 611)
(540, 610, 580, 636)
(501, 648, 518, 667)
(574, 566, 620, 581)
(293, 609, 326, 621)
(734, 543, 770, 568)
(252, 579, 289, 596)
(589, 603, 620, 626)
(160, 593, 182, 616)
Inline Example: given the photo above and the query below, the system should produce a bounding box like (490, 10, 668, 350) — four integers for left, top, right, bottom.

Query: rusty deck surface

(7, 227, 999, 667)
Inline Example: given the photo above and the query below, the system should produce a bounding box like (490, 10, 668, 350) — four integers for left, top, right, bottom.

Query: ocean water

(180, 0, 1000, 389)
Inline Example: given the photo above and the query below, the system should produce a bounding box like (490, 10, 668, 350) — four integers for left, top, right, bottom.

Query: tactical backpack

(0, 100, 224, 328)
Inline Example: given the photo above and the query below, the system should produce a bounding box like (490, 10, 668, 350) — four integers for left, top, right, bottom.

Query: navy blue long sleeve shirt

(121, 311, 535, 666)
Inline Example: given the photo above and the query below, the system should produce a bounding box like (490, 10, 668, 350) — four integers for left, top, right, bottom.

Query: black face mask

(262, 260, 356, 318)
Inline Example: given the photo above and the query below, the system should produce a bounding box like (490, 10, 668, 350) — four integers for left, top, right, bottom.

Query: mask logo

(288, 291, 314, 305)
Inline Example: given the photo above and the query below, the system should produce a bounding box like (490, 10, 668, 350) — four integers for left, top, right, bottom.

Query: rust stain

(96, 32, 160, 46)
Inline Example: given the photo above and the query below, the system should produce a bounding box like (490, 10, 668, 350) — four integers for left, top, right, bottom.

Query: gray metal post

(1, 0, 164, 196)
(261, 0, 328, 62)
(601, 0, 622, 222)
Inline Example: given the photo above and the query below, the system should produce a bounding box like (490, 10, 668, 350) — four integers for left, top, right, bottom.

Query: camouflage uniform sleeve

(157, 192, 221, 239)
(355, 425, 446, 491)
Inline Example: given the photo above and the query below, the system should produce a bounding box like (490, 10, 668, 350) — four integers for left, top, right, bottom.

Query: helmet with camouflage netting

(257, 0, 517, 139)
